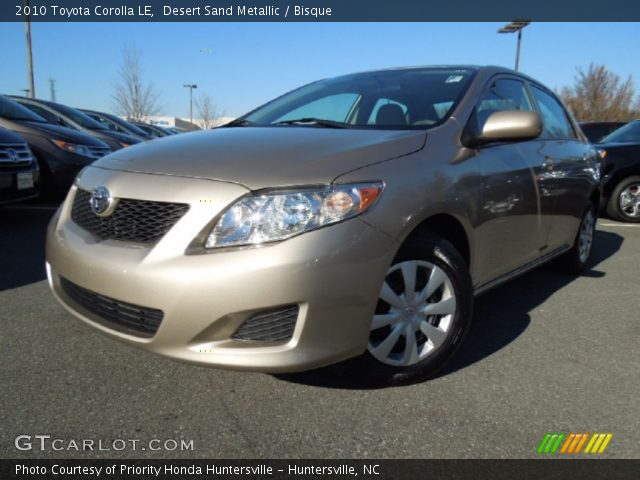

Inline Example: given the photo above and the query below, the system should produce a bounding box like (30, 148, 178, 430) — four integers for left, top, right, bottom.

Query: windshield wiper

(274, 118, 349, 129)
(224, 119, 255, 127)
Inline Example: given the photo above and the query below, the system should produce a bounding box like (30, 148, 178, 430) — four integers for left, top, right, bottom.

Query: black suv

(0, 127, 39, 204)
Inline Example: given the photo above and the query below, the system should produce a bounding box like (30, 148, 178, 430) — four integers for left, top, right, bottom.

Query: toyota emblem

(89, 186, 115, 216)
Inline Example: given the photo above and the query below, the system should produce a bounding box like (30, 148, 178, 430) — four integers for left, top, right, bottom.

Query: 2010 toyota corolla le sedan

(46, 66, 601, 385)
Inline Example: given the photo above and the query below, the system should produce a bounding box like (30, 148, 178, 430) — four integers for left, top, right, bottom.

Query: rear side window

(530, 86, 576, 139)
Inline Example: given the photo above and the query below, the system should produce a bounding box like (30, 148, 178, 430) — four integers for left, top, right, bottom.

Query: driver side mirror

(463, 110, 542, 148)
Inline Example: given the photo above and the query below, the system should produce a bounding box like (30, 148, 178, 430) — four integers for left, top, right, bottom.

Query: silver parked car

(46, 66, 601, 384)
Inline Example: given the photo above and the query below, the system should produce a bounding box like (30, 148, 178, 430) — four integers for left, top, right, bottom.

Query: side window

(474, 78, 532, 130)
(530, 86, 575, 139)
(275, 93, 360, 123)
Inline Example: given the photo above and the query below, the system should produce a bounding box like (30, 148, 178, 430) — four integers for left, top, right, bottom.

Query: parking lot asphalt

(1, 203, 638, 459)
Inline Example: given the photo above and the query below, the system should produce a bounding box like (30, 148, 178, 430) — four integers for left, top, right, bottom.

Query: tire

(345, 234, 473, 386)
(606, 176, 640, 223)
(557, 202, 596, 274)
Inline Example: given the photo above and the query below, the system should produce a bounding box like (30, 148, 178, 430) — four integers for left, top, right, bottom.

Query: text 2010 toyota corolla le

(46, 66, 601, 384)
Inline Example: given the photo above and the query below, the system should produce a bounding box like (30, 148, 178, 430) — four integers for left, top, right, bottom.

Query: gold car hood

(92, 126, 426, 190)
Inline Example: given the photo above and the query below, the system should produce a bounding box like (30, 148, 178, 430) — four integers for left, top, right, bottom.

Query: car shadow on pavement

(0, 206, 57, 291)
(275, 229, 624, 390)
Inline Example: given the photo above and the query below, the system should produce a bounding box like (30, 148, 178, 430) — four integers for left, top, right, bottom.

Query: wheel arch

(400, 213, 472, 268)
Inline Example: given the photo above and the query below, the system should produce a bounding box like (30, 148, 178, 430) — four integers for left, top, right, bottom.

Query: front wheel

(347, 234, 473, 386)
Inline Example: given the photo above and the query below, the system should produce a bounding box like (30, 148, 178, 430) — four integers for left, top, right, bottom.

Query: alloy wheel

(368, 260, 457, 367)
(619, 183, 640, 219)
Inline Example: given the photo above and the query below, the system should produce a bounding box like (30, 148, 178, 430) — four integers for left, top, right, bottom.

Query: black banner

(2, 0, 640, 22)
(2, 459, 640, 480)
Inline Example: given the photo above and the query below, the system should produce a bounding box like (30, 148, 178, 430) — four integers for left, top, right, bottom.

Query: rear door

(471, 77, 548, 285)
(527, 84, 596, 250)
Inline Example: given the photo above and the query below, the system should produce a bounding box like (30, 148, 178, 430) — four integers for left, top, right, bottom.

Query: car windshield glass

(109, 116, 148, 136)
(0, 95, 48, 122)
(45, 102, 108, 129)
(241, 68, 476, 130)
(601, 121, 640, 143)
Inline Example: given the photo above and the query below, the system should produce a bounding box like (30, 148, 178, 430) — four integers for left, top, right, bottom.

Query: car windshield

(0, 95, 48, 122)
(107, 114, 148, 136)
(240, 68, 476, 130)
(601, 121, 640, 143)
(46, 102, 107, 130)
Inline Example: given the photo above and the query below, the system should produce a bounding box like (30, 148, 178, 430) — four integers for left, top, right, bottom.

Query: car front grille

(0, 143, 32, 167)
(60, 277, 163, 337)
(71, 189, 189, 243)
(232, 305, 299, 342)
(88, 146, 111, 159)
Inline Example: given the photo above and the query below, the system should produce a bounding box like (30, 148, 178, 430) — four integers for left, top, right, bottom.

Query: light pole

(183, 84, 198, 126)
(24, 0, 36, 98)
(498, 21, 530, 71)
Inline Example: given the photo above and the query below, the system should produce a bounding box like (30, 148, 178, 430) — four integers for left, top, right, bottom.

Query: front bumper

(46, 167, 398, 372)
(0, 163, 40, 204)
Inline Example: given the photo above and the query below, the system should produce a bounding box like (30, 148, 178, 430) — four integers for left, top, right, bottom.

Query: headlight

(205, 182, 384, 249)
(51, 139, 94, 158)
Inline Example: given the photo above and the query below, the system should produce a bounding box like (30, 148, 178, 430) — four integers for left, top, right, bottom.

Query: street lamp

(183, 84, 198, 126)
(497, 21, 530, 71)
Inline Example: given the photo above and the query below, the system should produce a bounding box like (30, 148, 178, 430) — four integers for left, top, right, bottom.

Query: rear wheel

(558, 203, 596, 274)
(347, 234, 473, 386)
(606, 176, 640, 223)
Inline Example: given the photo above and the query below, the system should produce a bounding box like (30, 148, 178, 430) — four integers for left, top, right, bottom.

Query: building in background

(140, 115, 236, 131)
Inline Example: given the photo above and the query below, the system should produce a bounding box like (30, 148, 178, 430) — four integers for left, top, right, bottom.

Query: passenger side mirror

(463, 110, 542, 147)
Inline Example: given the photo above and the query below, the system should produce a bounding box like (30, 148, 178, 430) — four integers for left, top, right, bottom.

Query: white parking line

(599, 222, 640, 227)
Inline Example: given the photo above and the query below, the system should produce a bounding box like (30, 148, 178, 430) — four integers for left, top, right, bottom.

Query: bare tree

(560, 63, 640, 121)
(112, 47, 161, 121)
(195, 93, 221, 129)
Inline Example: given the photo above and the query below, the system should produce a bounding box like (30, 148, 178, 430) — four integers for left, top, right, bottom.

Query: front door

(471, 77, 548, 286)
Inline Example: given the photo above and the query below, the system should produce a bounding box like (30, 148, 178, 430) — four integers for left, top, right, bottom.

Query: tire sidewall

(352, 234, 473, 385)
(608, 176, 640, 223)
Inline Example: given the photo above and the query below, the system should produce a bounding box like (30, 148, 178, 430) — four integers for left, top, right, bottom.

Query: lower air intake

(232, 305, 299, 342)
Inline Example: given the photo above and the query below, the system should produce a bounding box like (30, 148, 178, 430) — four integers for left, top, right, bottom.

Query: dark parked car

(132, 122, 174, 138)
(579, 121, 626, 143)
(80, 109, 151, 140)
(0, 127, 39, 204)
(10, 96, 142, 152)
(596, 119, 640, 222)
(0, 95, 110, 193)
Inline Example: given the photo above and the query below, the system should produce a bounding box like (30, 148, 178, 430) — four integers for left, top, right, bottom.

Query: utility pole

(24, 0, 36, 98)
(49, 78, 56, 102)
(183, 84, 198, 126)
(497, 21, 530, 71)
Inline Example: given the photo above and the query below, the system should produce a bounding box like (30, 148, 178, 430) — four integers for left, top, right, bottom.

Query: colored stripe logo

(537, 433, 612, 454)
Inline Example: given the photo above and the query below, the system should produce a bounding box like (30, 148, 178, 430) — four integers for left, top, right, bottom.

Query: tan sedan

(46, 66, 601, 384)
